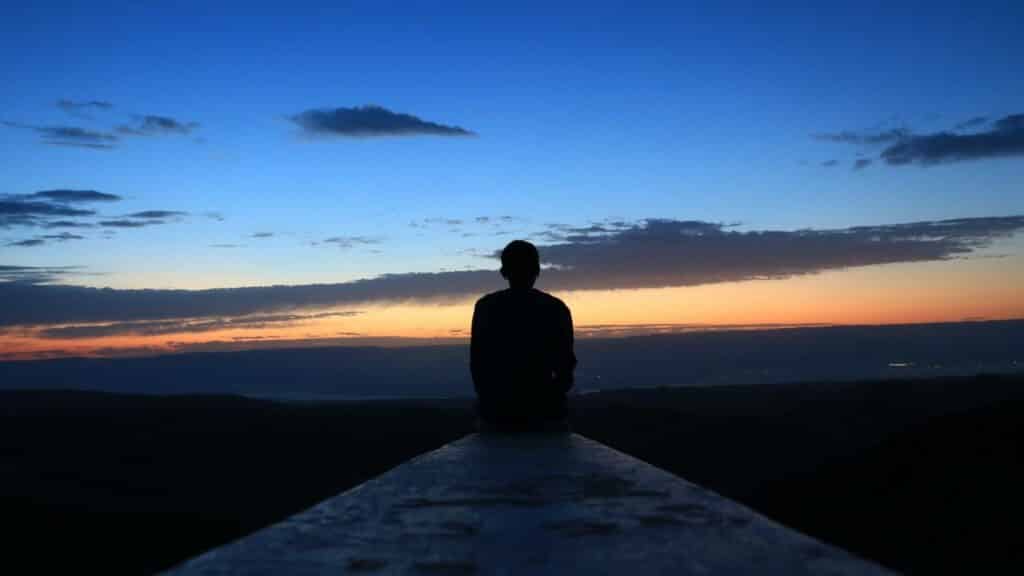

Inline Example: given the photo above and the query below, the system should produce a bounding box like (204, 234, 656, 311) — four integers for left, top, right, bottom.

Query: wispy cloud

(5, 238, 45, 247)
(5, 231, 86, 248)
(291, 105, 474, 138)
(853, 158, 872, 170)
(36, 311, 363, 339)
(3, 216, 1021, 328)
(2, 121, 118, 149)
(41, 220, 95, 229)
(28, 189, 122, 203)
(56, 99, 113, 116)
(321, 235, 382, 248)
(125, 210, 187, 219)
(98, 219, 165, 228)
(117, 115, 199, 136)
(251, 231, 274, 239)
(953, 116, 988, 131)
(0, 265, 80, 284)
(0, 197, 95, 228)
(813, 128, 910, 145)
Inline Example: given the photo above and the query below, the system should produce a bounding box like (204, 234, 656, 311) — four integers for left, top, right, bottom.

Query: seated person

(470, 240, 577, 432)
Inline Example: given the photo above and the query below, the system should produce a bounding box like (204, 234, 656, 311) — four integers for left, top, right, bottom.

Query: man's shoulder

(531, 289, 570, 312)
(475, 289, 507, 307)
(475, 289, 568, 312)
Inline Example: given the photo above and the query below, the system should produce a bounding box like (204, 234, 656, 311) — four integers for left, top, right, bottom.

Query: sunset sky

(2, 1, 1023, 360)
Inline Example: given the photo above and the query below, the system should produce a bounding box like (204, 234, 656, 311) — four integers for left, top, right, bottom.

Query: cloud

(56, 99, 113, 112)
(2, 216, 1021, 328)
(210, 243, 242, 248)
(4, 231, 85, 247)
(0, 196, 95, 228)
(821, 159, 838, 167)
(853, 158, 872, 170)
(880, 113, 1024, 165)
(5, 239, 45, 247)
(40, 232, 84, 241)
(813, 128, 910, 145)
(125, 210, 187, 219)
(0, 200, 94, 218)
(2, 121, 118, 148)
(36, 311, 363, 339)
(251, 232, 274, 238)
(815, 113, 1024, 166)
(291, 105, 474, 138)
(98, 219, 166, 228)
(0, 265, 80, 284)
(28, 189, 122, 203)
(41, 220, 95, 229)
(118, 115, 199, 136)
(321, 235, 382, 248)
(954, 116, 988, 131)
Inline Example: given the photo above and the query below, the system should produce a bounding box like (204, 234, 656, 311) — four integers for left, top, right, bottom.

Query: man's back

(471, 288, 576, 429)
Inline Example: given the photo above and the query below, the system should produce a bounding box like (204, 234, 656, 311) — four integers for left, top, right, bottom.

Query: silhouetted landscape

(2, 320, 1021, 397)
(3, 369, 1021, 573)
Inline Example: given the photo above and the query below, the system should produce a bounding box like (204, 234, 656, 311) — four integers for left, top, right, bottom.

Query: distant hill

(2, 319, 1022, 397)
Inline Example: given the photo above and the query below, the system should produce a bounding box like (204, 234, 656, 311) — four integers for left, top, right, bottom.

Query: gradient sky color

(2, 1, 1023, 359)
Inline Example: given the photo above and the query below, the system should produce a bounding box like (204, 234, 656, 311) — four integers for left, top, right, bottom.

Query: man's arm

(553, 303, 577, 393)
(469, 299, 488, 396)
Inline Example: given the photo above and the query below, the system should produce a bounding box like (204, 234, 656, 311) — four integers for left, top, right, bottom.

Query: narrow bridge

(166, 433, 890, 575)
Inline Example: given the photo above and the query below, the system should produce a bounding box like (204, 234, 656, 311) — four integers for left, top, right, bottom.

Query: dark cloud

(56, 99, 113, 112)
(37, 311, 362, 339)
(125, 210, 187, 219)
(291, 105, 474, 138)
(0, 200, 94, 218)
(4, 231, 85, 247)
(2, 121, 119, 148)
(954, 116, 988, 131)
(322, 236, 382, 248)
(40, 232, 84, 241)
(821, 159, 838, 167)
(0, 265, 79, 284)
(2, 216, 1021, 328)
(41, 220, 95, 229)
(5, 239, 45, 247)
(29, 189, 122, 203)
(881, 114, 1024, 165)
(816, 113, 1024, 166)
(118, 115, 199, 136)
(0, 197, 95, 228)
(45, 141, 117, 150)
(813, 128, 910, 145)
(853, 158, 872, 170)
(98, 219, 164, 228)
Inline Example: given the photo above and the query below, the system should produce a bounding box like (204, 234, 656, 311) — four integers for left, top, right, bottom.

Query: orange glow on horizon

(2, 256, 1022, 360)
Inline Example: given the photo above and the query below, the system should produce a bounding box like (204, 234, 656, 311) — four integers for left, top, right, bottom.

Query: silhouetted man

(471, 240, 576, 432)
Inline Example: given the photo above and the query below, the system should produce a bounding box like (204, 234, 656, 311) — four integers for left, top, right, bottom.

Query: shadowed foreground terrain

(2, 373, 1022, 573)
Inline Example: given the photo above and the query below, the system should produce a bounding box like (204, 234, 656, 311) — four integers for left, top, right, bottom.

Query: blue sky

(2, 0, 1023, 295)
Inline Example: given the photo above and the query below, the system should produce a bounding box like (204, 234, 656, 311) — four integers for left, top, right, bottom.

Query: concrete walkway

(166, 433, 892, 575)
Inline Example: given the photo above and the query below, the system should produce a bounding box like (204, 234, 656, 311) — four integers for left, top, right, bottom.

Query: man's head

(500, 240, 540, 289)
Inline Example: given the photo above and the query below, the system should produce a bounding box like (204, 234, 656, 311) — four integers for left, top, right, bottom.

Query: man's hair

(500, 240, 540, 279)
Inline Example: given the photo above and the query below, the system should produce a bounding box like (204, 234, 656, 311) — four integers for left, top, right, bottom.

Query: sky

(2, 1, 1023, 359)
